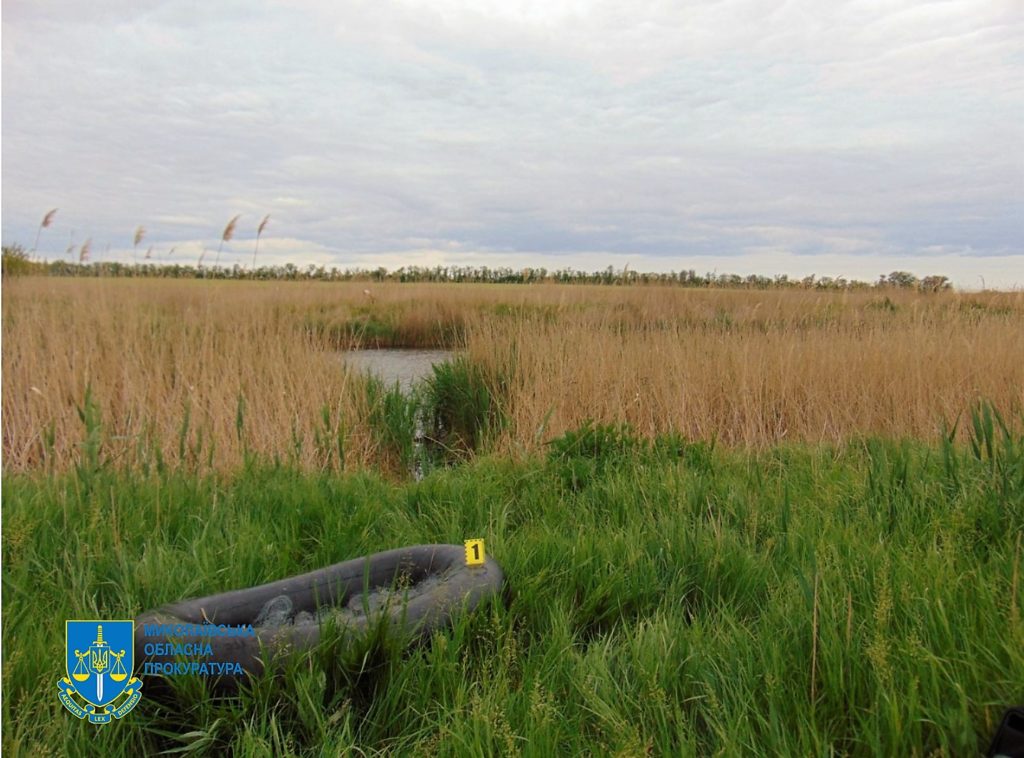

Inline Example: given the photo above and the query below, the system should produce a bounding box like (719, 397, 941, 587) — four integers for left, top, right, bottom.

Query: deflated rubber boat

(135, 544, 503, 690)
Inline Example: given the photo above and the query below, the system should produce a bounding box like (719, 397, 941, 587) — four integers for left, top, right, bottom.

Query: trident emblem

(72, 625, 127, 704)
(60, 620, 142, 724)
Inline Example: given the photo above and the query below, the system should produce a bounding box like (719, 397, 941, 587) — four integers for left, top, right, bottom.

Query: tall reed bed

(4, 279, 350, 472)
(3, 277, 1023, 473)
(469, 287, 1024, 449)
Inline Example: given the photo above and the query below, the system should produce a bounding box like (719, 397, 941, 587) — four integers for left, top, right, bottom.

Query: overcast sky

(2, 1, 1022, 287)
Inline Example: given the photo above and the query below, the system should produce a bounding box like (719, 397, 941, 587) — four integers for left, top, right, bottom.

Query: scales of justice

(71, 625, 128, 703)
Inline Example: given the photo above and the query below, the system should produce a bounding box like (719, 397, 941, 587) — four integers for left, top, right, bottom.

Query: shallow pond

(341, 348, 456, 392)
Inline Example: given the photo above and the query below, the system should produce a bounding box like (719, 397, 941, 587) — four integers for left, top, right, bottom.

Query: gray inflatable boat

(135, 544, 504, 691)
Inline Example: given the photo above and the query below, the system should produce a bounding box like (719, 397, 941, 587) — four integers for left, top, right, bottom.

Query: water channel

(340, 348, 457, 392)
(341, 348, 459, 479)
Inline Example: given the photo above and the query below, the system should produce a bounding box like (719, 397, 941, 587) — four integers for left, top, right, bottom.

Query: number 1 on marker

(464, 539, 485, 566)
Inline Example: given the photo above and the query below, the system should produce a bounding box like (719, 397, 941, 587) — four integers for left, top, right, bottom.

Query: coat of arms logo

(58, 620, 143, 724)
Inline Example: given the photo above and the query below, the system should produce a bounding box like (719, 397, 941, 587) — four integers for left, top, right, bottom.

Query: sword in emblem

(89, 625, 111, 703)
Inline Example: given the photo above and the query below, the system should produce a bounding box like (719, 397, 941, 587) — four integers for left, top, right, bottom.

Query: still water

(341, 349, 456, 392)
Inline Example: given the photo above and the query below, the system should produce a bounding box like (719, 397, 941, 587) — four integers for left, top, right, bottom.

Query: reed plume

(215, 215, 241, 267)
(252, 214, 270, 269)
(78, 239, 92, 263)
(133, 226, 146, 263)
(32, 208, 58, 254)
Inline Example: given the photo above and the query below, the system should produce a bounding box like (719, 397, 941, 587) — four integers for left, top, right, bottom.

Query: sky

(2, 0, 1022, 287)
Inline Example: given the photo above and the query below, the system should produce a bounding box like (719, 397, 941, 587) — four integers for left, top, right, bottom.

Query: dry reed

(132, 226, 145, 262)
(3, 278, 1022, 472)
(469, 287, 1024, 448)
(32, 208, 57, 253)
(253, 214, 270, 269)
(215, 214, 240, 267)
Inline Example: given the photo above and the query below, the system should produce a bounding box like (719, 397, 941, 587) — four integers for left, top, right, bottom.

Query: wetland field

(2, 276, 1023, 755)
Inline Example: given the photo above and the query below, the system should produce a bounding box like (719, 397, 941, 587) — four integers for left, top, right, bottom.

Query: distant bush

(866, 296, 898, 313)
(2, 245, 43, 276)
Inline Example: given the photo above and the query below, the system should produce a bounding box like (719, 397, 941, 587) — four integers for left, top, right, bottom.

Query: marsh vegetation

(3, 277, 1022, 473)
(2, 276, 1022, 755)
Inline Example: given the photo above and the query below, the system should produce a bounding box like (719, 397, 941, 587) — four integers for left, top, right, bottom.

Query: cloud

(3, 1, 1021, 286)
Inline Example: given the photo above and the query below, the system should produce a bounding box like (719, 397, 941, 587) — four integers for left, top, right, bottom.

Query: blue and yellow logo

(58, 620, 143, 724)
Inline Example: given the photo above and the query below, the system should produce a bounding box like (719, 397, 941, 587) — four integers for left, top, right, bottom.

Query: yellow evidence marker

(464, 539, 486, 567)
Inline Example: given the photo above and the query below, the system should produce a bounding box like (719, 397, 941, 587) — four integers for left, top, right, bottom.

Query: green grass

(423, 358, 507, 459)
(364, 375, 421, 475)
(2, 423, 1023, 755)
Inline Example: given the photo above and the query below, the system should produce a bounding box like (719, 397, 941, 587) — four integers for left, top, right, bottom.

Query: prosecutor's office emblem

(58, 620, 143, 724)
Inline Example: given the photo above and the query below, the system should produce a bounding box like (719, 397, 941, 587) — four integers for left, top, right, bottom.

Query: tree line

(2, 244, 952, 292)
